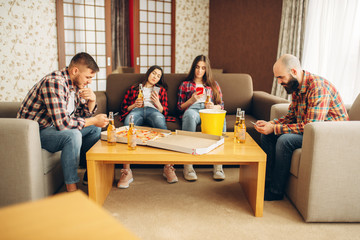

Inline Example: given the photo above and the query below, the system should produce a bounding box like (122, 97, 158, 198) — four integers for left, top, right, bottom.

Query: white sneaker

(183, 164, 197, 181)
(213, 165, 225, 180)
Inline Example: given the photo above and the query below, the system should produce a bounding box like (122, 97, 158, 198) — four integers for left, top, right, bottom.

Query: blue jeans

(124, 107, 167, 130)
(40, 125, 101, 184)
(261, 133, 303, 195)
(182, 102, 226, 132)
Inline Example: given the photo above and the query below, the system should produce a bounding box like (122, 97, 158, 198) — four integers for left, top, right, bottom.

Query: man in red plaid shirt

(254, 54, 348, 201)
(17, 52, 109, 192)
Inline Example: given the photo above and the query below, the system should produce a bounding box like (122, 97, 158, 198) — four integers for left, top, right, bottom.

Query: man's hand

(85, 114, 109, 128)
(79, 87, 96, 102)
(254, 120, 274, 135)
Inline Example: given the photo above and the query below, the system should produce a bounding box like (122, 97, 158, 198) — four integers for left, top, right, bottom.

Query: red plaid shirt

(271, 71, 349, 135)
(177, 81, 224, 115)
(17, 68, 96, 130)
(119, 85, 175, 122)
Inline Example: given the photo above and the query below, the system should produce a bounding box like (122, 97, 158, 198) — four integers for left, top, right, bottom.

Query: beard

(281, 77, 299, 94)
(73, 74, 83, 89)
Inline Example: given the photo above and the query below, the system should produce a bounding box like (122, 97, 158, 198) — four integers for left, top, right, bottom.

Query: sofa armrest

(0, 119, 45, 207)
(0, 102, 21, 118)
(297, 121, 360, 222)
(94, 91, 107, 115)
(270, 103, 290, 120)
(252, 91, 289, 121)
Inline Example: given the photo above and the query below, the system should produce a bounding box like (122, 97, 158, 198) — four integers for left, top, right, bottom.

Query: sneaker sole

(117, 178, 134, 189)
(184, 176, 197, 181)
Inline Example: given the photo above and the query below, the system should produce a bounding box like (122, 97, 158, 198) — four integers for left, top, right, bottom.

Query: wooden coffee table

(86, 132, 266, 217)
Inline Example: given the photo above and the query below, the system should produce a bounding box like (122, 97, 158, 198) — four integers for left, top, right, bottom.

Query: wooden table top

(87, 132, 266, 165)
(0, 191, 139, 240)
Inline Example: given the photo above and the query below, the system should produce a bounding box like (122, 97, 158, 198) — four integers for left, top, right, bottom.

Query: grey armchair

(270, 94, 360, 222)
(0, 102, 63, 208)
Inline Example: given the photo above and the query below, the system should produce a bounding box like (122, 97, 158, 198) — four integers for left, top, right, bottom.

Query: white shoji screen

(139, 0, 173, 73)
(63, 0, 107, 91)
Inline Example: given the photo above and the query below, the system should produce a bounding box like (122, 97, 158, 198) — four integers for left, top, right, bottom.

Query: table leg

(239, 162, 266, 217)
(87, 160, 114, 205)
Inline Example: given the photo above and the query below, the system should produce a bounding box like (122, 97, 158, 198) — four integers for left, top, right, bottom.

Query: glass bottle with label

(107, 111, 116, 145)
(234, 108, 241, 138)
(137, 83, 144, 108)
(204, 88, 211, 105)
(127, 115, 137, 150)
(234, 109, 246, 143)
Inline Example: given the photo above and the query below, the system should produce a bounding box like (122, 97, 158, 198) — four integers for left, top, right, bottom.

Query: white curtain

(302, 0, 360, 104)
(271, 0, 308, 99)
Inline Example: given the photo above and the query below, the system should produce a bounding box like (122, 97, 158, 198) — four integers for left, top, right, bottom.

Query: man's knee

(61, 129, 82, 149)
(276, 134, 302, 149)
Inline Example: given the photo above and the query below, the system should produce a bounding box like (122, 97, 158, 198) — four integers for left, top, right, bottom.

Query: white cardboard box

(101, 127, 224, 155)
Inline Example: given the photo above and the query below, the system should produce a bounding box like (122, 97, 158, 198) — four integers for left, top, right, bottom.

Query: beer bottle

(204, 88, 211, 104)
(137, 83, 144, 108)
(234, 109, 246, 143)
(107, 111, 116, 145)
(127, 115, 137, 150)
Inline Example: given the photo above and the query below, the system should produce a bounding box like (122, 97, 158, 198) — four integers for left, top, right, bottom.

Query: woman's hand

(151, 91, 163, 112)
(134, 98, 144, 108)
(190, 92, 203, 103)
(205, 102, 214, 109)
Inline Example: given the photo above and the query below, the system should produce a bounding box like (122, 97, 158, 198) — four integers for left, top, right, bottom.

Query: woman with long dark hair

(117, 65, 178, 188)
(177, 55, 226, 181)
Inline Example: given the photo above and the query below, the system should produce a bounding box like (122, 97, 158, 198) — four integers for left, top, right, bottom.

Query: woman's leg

(213, 118, 227, 180)
(182, 103, 203, 181)
(144, 107, 178, 183)
(145, 107, 167, 130)
(118, 109, 145, 189)
(124, 108, 144, 126)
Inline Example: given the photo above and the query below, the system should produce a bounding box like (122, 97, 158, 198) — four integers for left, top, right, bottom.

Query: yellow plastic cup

(199, 109, 226, 136)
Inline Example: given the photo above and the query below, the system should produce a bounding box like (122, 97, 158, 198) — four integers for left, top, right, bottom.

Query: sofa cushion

(290, 148, 302, 177)
(349, 94, 360, 121)
(42, 150, 62, 175)
(215, 73, 253, 115)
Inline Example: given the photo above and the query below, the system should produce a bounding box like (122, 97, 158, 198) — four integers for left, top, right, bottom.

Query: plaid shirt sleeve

(119, 86, 138, 121)
(42, 78, 85, 130)
(159, 87, 169, 117)
(177, 81, 196, 112)
(75, 92, 97, 118)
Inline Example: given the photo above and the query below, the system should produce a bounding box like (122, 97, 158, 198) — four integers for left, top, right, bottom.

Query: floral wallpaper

(175, 0, 209, 73)
(0, 0, 58, 102)
(0, 0, 207, 102)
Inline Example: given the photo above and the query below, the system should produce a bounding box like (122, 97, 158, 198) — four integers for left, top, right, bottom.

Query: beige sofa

(0, 73, 288, 207)
(98, 73, 289, 144)
(0, 103, 63, 208)
(270, 94, 360, 222)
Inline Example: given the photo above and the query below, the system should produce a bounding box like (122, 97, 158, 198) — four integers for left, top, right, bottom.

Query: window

(56, 0, 112, 91)
(133, 0, 175, 73)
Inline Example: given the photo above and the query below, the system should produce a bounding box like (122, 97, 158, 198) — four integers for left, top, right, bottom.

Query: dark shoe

(83, 170, 88, 186)
(264, 189, 283, 201)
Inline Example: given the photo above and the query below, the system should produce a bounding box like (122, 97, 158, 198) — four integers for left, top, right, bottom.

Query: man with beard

(254, 54, 348, 201)
(17, 52, 109, 192)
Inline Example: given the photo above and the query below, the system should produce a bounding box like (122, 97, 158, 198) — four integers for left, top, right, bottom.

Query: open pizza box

(101, 127, 224, 155)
